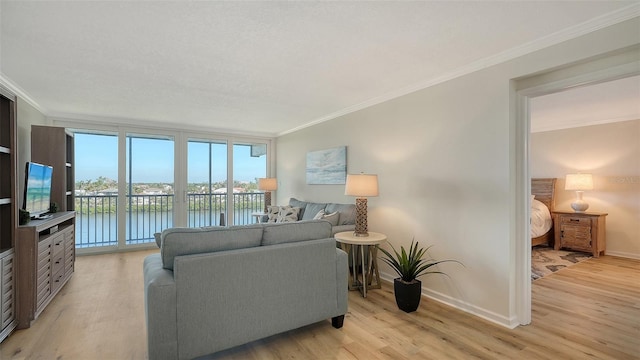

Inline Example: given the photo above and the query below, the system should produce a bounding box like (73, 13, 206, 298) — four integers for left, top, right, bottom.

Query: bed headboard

(531, 178, 556, 212)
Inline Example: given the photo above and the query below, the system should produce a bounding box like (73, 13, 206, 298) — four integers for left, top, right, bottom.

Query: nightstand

(552, 211, 607, 257)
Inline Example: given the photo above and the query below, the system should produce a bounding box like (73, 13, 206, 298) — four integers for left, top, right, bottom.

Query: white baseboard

(376, 249, 639, 330)
(604, 250, 640, 260)
(379, 273, 518, 329)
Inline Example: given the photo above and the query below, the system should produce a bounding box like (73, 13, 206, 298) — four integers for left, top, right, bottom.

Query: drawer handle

(569, 219, 580, 222)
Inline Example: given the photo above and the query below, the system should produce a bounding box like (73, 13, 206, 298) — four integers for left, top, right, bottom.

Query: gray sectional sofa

(143, 220, 348, 360)
(287, 198, 356, 235)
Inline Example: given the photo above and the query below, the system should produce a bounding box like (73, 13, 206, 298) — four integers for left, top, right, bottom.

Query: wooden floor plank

(1, 251, 638, 359)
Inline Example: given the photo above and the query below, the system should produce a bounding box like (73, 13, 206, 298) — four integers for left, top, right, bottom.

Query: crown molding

(531, 115, 639, 133)
(49, 112, 277, 140)
(278, 5, 640, 137)
(0, 72, 46, 114)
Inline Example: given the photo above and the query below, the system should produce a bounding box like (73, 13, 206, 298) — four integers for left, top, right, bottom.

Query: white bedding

(531, 199, 552, 238)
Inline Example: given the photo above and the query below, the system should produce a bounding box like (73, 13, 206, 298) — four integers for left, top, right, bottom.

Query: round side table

(334, 231, 387, 297)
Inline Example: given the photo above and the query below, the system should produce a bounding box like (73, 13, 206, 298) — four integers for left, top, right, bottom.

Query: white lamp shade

(565, 173, 593, 191)
(345, 174, 379, 197)
(258, 178, 278, 191)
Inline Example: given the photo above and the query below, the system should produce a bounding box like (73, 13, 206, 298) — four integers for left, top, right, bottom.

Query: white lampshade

(345, 174, 379, 197)
(258, 178, 278, 191)
(565, 173, 593, 191)
(345, 173, 379, 237)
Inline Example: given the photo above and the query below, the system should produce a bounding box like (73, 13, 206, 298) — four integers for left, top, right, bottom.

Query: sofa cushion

(312, 209, 325, 220)
(161, 225, 263, 270)
(301, 202, 327, 221)
(261, 220, 332, 246)
(325, 203, 356, 225)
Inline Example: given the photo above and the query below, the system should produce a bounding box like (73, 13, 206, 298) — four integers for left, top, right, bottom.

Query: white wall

(16, 98, 47, 206)
(276, 18, 640, 327)
(532, 119, 640, 259)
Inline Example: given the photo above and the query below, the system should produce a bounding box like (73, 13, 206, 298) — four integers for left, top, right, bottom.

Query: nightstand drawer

(560, 216, 591, 227)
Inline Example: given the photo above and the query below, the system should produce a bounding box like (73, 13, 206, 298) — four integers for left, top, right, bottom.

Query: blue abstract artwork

(306, 146, 347, 184)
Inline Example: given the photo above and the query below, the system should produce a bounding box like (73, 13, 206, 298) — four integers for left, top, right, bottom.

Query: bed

(531, 178, 556, 247)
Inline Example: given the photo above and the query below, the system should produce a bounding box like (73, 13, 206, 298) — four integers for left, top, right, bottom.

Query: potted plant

(379, 240, 462, 313)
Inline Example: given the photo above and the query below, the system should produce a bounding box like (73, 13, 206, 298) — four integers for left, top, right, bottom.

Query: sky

(74, 133, 266, 184)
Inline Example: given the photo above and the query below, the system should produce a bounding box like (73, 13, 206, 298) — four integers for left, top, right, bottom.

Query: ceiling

(1, 1, 638, 137)
(531, 75, 640, 133)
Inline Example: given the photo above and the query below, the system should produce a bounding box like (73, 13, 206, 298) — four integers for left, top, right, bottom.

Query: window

(187, 139, 227, 227)
(126, 134, 174, 244)
(70, 126, 272, 251)
(74, 132, 118, 248)
(232, 142, 267, 225)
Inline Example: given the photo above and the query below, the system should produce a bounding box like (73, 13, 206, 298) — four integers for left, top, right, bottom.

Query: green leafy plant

(379, 240, 462, 283)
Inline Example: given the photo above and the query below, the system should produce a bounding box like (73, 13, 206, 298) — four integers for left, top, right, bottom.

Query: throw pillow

(313, 209, 325, 220)
(325, 203, 356, 225)
(321, 211, 339, 226)
(276, 206, 301, 223)
(288, 198, 308, 219)
(266, 205, 280, 223)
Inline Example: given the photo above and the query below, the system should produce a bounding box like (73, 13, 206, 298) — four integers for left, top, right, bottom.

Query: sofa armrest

(331, 224, 355, 236)
(144, 253, 178, 360)
(335, 247, 348, 314)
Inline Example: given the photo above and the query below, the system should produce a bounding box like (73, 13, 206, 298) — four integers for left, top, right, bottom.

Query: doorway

(514, 54, 639, 325)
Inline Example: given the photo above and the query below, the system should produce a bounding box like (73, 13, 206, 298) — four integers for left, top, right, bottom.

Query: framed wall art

(306, 146, 347, 184)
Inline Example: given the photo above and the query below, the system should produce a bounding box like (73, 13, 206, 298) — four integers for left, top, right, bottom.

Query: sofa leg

(331, 315, 345, 329)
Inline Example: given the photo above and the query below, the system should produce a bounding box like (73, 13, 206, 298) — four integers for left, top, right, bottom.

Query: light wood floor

(1, 250, 638, 359)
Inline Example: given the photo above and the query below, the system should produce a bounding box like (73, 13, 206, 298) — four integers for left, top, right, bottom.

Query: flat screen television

(23, 161, 54, 219)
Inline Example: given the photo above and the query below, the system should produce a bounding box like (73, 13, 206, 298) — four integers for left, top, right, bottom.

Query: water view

(75, 192, 265, 248)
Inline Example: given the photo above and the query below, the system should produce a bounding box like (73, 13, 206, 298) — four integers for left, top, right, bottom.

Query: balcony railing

(75, 192, 265, 248)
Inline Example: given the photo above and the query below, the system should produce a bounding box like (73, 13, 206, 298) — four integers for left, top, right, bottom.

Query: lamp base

(571, 201, 589, 213)
(264, 192, 272, 213)
(571, 191, 589, 213)
(354, 198, 368, 237)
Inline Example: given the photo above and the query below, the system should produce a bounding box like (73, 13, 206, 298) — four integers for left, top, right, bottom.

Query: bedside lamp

(565, 173, 593, 213)
(258, 178, 277, 213)
(345, 173, 379, 237)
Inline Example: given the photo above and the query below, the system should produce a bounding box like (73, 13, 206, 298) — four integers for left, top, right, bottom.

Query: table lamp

(565, 173, 593, 213)
(258, 178, 277, 213)
(345, 173, 379, 237)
